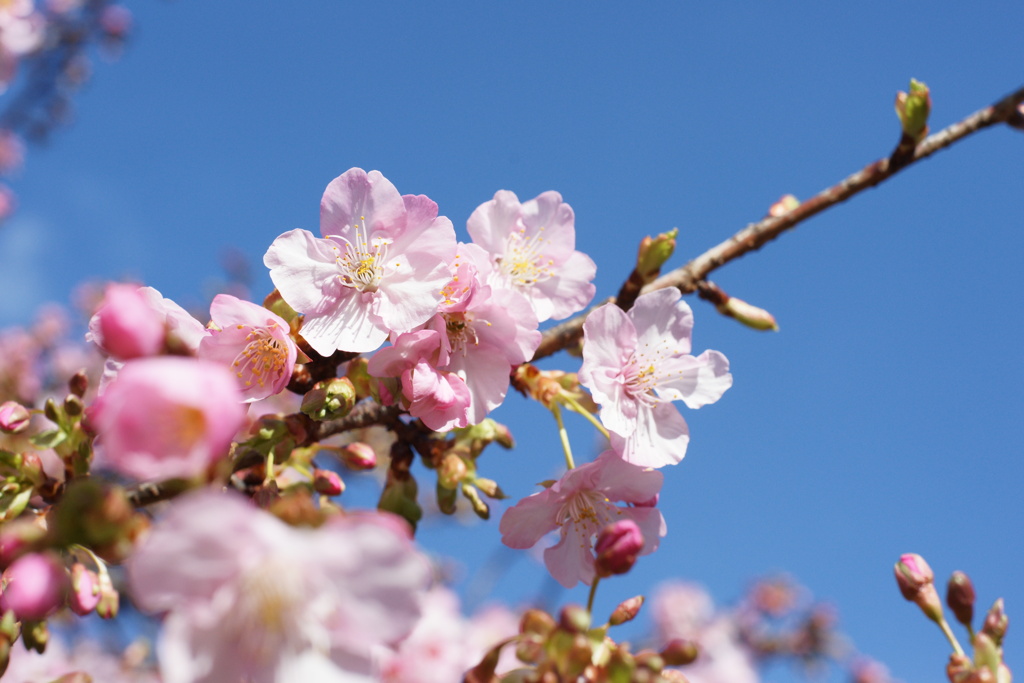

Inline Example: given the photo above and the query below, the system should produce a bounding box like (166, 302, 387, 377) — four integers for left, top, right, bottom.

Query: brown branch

(532, 83, 1024, 362)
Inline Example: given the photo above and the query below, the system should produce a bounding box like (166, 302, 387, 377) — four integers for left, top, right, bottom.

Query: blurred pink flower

(88, 357, 245, 481)
(5, 637, 158, 682)
(580, 288, 732, 467)
(198, 294, 297, 402)
(467, 190, 596, 322)
(127, 489, 431, 683)
(87, 285, 207, 359)
(500, 450, 665, 588)
(0, 128, 23, 174)
(0, 551, 67, 620)
(265, 168, 456, 355)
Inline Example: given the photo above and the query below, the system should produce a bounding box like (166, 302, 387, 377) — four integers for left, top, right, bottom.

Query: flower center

(556, 489, 622, 539)
(233, 325, 288, 389)
(444, 312, 480, 355)
(334, 216, 390, 293)
(621, 339, 682, 406)
(497, 226, 555, 287)
(229, 561, 306, 665)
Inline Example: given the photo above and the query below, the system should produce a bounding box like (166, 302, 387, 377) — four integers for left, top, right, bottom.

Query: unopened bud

(22, 618, 48, 653)
(895, 79, 931, 143)
(438, 453, 468, 489)
(0, 552, 67, 620)
(982, 599, 1008, 646)
(43, 398, 60, 424)
(312, 469, 344, 497)
(68, 564, 100, 616)
(345, 357, 373, 399)
(520, 608, 556, 638)
(473, 477, 505, 499)
(300, 377, 356, 421)
(68, 370, 88, 398)
(634, 650, 665, 673)
(0, 402, 30, 434)
(63, 395, 84, 418)
(337, 442, 376, 470)
(660, 639, 700, 666)
(94, 568, 119, 619)
(564, 633, 593, 677)
(948, 654, 974, 683)
(559, 604, 591, 634)
(636, 228, 678, 281)
(895, 553, 944, 623)
(947, 571, 976, 628)
(768, 194, 800, 218)
(461, 483, 490, 520)
(717, 296, 779, 331)
(594, 520, 644, 578)
(609, 595, 645, 626)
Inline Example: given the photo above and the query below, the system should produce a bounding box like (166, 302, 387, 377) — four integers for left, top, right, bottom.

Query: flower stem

(552, 403, 575, 470)
(938, 618, 966, 657)
(561, 393, 610, 440)
(264, 451, 276, 486)
(587, 577, 600, 614)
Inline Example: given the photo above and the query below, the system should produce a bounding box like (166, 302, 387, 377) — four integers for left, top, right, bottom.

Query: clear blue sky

(1, 3, 1022, 681)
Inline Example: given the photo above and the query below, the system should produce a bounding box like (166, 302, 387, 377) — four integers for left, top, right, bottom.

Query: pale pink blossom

(579, 288, 732, 468)
(4, 638, 159, 683)
(369, 329, 472, 431)
(88, 357, 246, 481)
(87, 285, 207, 359)
(499, 450, 665, 588)
(0, 551, 67, 620)
(198, 294, 297, 402)
(127, 489, 431, 683)
(265, 168, 456, 355)
(467, 190, 596, 322)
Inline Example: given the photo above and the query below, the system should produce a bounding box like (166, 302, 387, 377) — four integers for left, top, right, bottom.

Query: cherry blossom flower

(88, 357, 246, 481)
(499, 450, 665, 588)
(579, 288, 732, 468)
(127, 489, 431, 683)
(264, 168, 456, 355)
(4, 638, 159, 683)
(198, 294, 297, 402)
(467, 190, 596, 322)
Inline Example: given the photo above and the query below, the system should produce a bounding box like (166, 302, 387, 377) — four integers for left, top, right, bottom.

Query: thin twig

(531, 84, 1024, 361)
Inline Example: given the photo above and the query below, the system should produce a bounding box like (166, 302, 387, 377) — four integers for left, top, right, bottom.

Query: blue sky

(1, 2, 1022, 681)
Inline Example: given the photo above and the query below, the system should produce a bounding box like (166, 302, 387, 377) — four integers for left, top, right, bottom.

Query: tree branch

(531, 83, 1024, 361)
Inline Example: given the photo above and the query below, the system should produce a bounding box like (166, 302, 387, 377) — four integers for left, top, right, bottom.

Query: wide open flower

(579, 288, 732, 468)
(264, 168, 456, 355)
(499, 450, 665, 588)
(127, 489, 431, 683)
(88, 357, 246, 481)
(198, 294, 297, 402)
(467, 190, 595, 322)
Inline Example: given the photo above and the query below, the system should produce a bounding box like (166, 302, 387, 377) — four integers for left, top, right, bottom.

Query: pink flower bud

(947, 571, 976, 628)
(594, 520, 645, 578)
(67, 563, 100, 616)
(0, 552, 67, 620)
(609, 595, 644, 626)
(0, 401, 29, 433)
(894, 553, 944, 623)
(981, 598, 1008, 645)
(91, 284, 166, 360)
(312, 469, 344, 497)
(340, 442, 377, 470)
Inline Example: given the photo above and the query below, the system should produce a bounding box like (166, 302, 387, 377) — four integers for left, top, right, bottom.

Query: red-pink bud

(947, 571, 976, 628)
(609, 595, 645, 626)
(594, 520, 644, 578)
(339, 442, 377, 470)
(92, 284, 165, 360)
(0, 401, 29, 434)
(0, 552, 68, 620)
(312, 469, 344, 497)
(895, 553, 934, 599)
(67, 564, 100, 616)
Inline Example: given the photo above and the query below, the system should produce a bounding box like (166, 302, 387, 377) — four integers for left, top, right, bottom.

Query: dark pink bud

(67, 564, 100, 616)
(0, 401, 29, 434)
(894, 553, 934, 599)
(340, 442, 377, 470)
(312, 469, 344, 497)
(1, 552, 68, 621)
(947, 571, 976, 628)
(594, 520, 644, 578)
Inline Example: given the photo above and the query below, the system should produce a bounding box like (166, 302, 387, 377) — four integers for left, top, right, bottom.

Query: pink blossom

(4, 638, 159, 682)
(579, 288, 733, 467)
(88, 357, 246, 481)
(594, 519, 645, 577)
(0, 551, 67, 620)
(499, 450, 665, 588)
(127, 489, 431, 683)
(197, 294, 297, 402)
(368, 329, 472, 431)
(87, 285, 207, 359)
(467, 190, 596, 322)
(264, 168, 456, 355)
